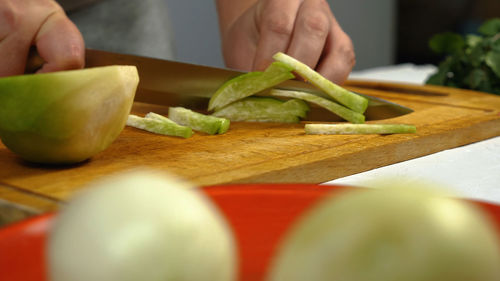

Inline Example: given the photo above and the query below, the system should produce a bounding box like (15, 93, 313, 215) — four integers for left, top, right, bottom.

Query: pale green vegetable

(217, 118, 231, 134)
(0, 65, 139, 164)
(48, 170, 237, 281)
(268, 185, 500, 281)
(273, 52, 368, 113)
(305, 123, 417, 135)
(145, 112, 178, 125)
(270, 89, 365, 124)
(208, 62, 294, 111)
(213, 97, 308, 123)
(127, 114, 193, 138)
(282, 99, 310, 119)
(169, 107, 230, 135)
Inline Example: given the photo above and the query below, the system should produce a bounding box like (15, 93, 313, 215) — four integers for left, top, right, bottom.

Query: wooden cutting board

(1, 80, 500, 212)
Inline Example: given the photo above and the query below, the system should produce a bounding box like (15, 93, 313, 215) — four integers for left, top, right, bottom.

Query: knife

(41, 48, 414, 121)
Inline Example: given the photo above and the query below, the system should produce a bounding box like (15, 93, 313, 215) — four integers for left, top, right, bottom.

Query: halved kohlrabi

(0, 65, 139, 164)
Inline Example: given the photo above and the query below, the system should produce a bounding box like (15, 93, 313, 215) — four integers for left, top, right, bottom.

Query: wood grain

(1, 81, 500, 211)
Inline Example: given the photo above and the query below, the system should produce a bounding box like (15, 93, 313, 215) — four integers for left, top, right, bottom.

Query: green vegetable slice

(126, 115, 193, 138)
(169, 107, 230, 135)
(270, 89, 365, 124)
(213, 96, 308, 123)
(218, 118, 231, 134)
(282, 99, 310, 118)
(145, 112, 177, 124)
(304, 123, 417, 135)
(272, 52, 368, 113)
(485, 50, 500, 78)
(208, 62, 295, 111)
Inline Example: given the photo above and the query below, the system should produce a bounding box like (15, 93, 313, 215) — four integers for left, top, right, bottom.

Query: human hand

(0, 0, 84, 77)
(216, 0, 355, 84)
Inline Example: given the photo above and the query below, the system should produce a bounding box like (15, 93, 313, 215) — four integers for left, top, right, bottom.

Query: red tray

(2, 184, 500, 281)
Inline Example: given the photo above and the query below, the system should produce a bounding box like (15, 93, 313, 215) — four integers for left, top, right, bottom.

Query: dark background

(396, 0, 500, 65)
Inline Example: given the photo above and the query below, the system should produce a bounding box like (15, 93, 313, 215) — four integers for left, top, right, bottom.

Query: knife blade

(84, 49, 413, 121)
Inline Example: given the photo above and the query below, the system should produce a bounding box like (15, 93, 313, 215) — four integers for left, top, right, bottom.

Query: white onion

(267, 185, 500, 281)
(48, 170, 236, 281)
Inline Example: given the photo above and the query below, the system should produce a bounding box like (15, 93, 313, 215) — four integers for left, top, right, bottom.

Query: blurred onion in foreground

(268, 182, 500, 281)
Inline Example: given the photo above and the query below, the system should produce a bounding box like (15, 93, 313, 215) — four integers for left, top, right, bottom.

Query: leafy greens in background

(426, 18, 500, 95)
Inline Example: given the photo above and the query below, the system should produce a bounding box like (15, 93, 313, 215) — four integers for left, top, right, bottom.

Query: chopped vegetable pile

(272, 52, 369, 114)
(212, 97, 309, 123)
(208, 61, 295, 111)
(270, 89, 365, 124)
(127, 114, 193, 138)
(127, 108, 228, 138)
(128, 52, 416, 136)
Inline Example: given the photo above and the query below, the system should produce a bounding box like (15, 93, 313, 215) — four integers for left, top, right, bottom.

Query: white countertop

(324, 64, 500, 205)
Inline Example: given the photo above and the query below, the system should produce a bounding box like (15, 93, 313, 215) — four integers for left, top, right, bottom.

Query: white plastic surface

(324, 65, 500, 204)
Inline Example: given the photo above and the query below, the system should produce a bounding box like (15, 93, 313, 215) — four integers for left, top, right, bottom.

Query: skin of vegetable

(304, 123, 417, 135)
(272, 52, 369, 113)
(267, 184, 500, 281)
(208, 62, 295, 111)
(168, 107, 230, 135)
(218, 118, 231, 134)
(282, 99, 310, 119)
(48, 169, 237, 281)
(270, 89, 365, 124)
(212, 96, 307, 123)
(0, 65, 139, 164)
(144, 112, 178, 124)
(127, 114, 193, 138)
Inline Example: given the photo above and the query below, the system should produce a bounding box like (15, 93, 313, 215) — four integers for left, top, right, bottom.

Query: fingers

(35, 10, 85, 73)
(252, 0, 355, 84)
(0, 1, 32, 76)
(316, 13, 355, 84)
(220, 6, 259, 71)
(0, 0, 84, 77)
(285, 0, 330, 70)
(252, 0, 302, 71)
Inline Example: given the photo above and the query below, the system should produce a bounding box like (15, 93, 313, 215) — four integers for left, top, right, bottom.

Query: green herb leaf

(426, 18, 500, 95)
(465, 69, 488, 89)
(426, 57, 453, 85)
(485, 50, 500, 78)
(478, 18, 500, 36)
(466, 34, 483, 48)
(468, 45, 485, 67)
(492, 37, 500, 52)
(429, 32, 465, 55)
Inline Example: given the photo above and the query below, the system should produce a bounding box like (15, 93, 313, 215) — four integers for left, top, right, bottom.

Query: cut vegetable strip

(282, 99, 309, 119)
(305, 123, 417, 135)
(145, 112, 177, 124)
(273, 52, 368, 113)
(213, 96, 308, 123)
(218, 118, 230, 134)
(126, 115, 193, 138)
(270, 89, 365, 124)
(208, 62, 295, 111)
(169, 107, 230, 135)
